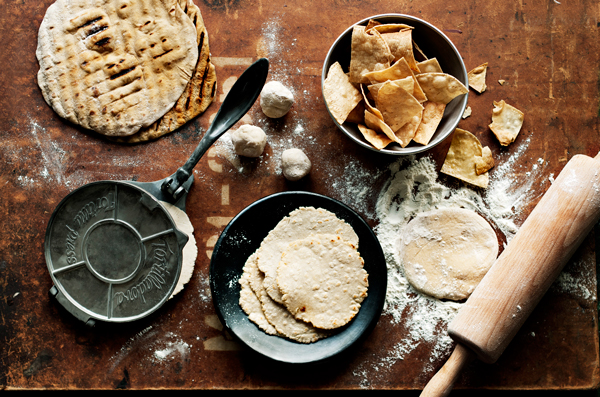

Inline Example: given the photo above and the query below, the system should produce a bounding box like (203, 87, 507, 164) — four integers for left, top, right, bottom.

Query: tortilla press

(44, 58, 269, 326)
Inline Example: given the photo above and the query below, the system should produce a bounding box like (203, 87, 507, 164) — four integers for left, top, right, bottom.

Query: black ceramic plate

(209, 191, 387, 364)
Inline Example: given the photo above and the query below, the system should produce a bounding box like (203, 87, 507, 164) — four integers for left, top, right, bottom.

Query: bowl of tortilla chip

(322, 14, 468, 155)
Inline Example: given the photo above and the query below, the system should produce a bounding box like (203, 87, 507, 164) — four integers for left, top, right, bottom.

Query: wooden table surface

(1, 0, 599, 391)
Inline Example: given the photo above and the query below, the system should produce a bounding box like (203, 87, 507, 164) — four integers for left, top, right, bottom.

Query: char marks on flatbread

(36, 0, 199, 137)
(110, 0, 217, 143)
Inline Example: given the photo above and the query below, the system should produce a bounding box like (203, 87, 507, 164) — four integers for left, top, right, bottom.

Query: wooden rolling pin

(421, 151, 600, 396)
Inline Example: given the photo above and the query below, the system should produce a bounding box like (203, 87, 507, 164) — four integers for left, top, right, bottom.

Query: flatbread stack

(36, 0, 216, 141)
(323, 19, 468, 150)
(239, 207, 369, 343)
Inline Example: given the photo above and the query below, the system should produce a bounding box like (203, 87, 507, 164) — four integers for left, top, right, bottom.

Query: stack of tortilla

(239, 207, 369, 343)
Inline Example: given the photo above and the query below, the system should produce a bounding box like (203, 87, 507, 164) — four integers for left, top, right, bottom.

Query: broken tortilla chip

(357, 124, 393, 150)
(489, 100, 524, 146)
(440, 128, 490, 188)
(462, 106, 472, 119)
(475, 146, 494, 175)
(349, 25, 394, 84)
(412, 101, 446, 145)
(468, 62, 488, 93)
(381, 29, 420, 72)
(416, 72, 468, 104)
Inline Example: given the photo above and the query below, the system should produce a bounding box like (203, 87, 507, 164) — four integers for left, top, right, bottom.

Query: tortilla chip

(349, 26, 394, 84)
(365, 19, 381, 30)
(440, 128, 489, 188)
(489, 100, 524, 146)
(381, 30, 419, 72)
(364, 110, 399, 144)
(475, 146, 494, 175)
(416, 58, 443, 74)
(468, 62, 488, 93)
(415, 72, 468, 104)
(363, 58, 427, 102)
(395, 110, 422, 147)
(368, 76, 414, 102)
(462, 106, 472, 119)
(360, 84, 383, 120)
(323, 61, 363, 124)
(374, 80, 424, 133)
(413, 101, 446, 145)
(368, 23, 414, 34)
(357, 124, 393, 150)
(413, 40, 428, 62)
(345, 100, 366, 124)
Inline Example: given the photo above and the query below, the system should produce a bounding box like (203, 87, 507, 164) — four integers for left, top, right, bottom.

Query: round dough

(260, 81, 294, 118)
(281, 148, 311, 181)
(278, 235, 368, 329)
(160, 201, 198, 300)
(230, 124, 267, 157)
(399, 207, 498, 301)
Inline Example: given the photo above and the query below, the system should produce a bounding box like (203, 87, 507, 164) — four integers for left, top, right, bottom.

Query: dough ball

(399, 207, 499, 301)
(230, 124, 267, 158)
(260, 81, 294, 118)
(281, 148, 311, 181)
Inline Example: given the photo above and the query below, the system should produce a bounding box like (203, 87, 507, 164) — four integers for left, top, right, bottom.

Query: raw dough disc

(399, 207, 498, 301)
(277, 234, 368, 329)
(160, 201, 198, 299)
(255, 207, 359, 304)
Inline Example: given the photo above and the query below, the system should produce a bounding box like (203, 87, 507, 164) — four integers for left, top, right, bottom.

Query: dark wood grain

(0, 0, 598, 390)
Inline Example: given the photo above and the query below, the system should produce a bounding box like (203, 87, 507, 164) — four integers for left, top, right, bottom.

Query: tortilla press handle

(161, 58, 270, 201)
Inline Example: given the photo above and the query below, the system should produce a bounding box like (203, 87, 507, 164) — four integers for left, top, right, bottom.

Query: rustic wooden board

(1, 0, 599, 391)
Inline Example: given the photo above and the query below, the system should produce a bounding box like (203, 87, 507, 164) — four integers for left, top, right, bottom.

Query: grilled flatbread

(36, 0, 199, 137)
(110, 0, 217, 143)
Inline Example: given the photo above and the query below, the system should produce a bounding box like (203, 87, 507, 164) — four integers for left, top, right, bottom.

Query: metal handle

(161, 58, 270, 200)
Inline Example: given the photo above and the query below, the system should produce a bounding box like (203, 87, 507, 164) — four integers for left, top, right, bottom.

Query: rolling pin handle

(420, 344, 475, 397)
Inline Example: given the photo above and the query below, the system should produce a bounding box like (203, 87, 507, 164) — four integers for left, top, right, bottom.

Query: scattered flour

(109, 327, 192, 372)
(352, 142, 595, 387)
(153, 339, 191, 362)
